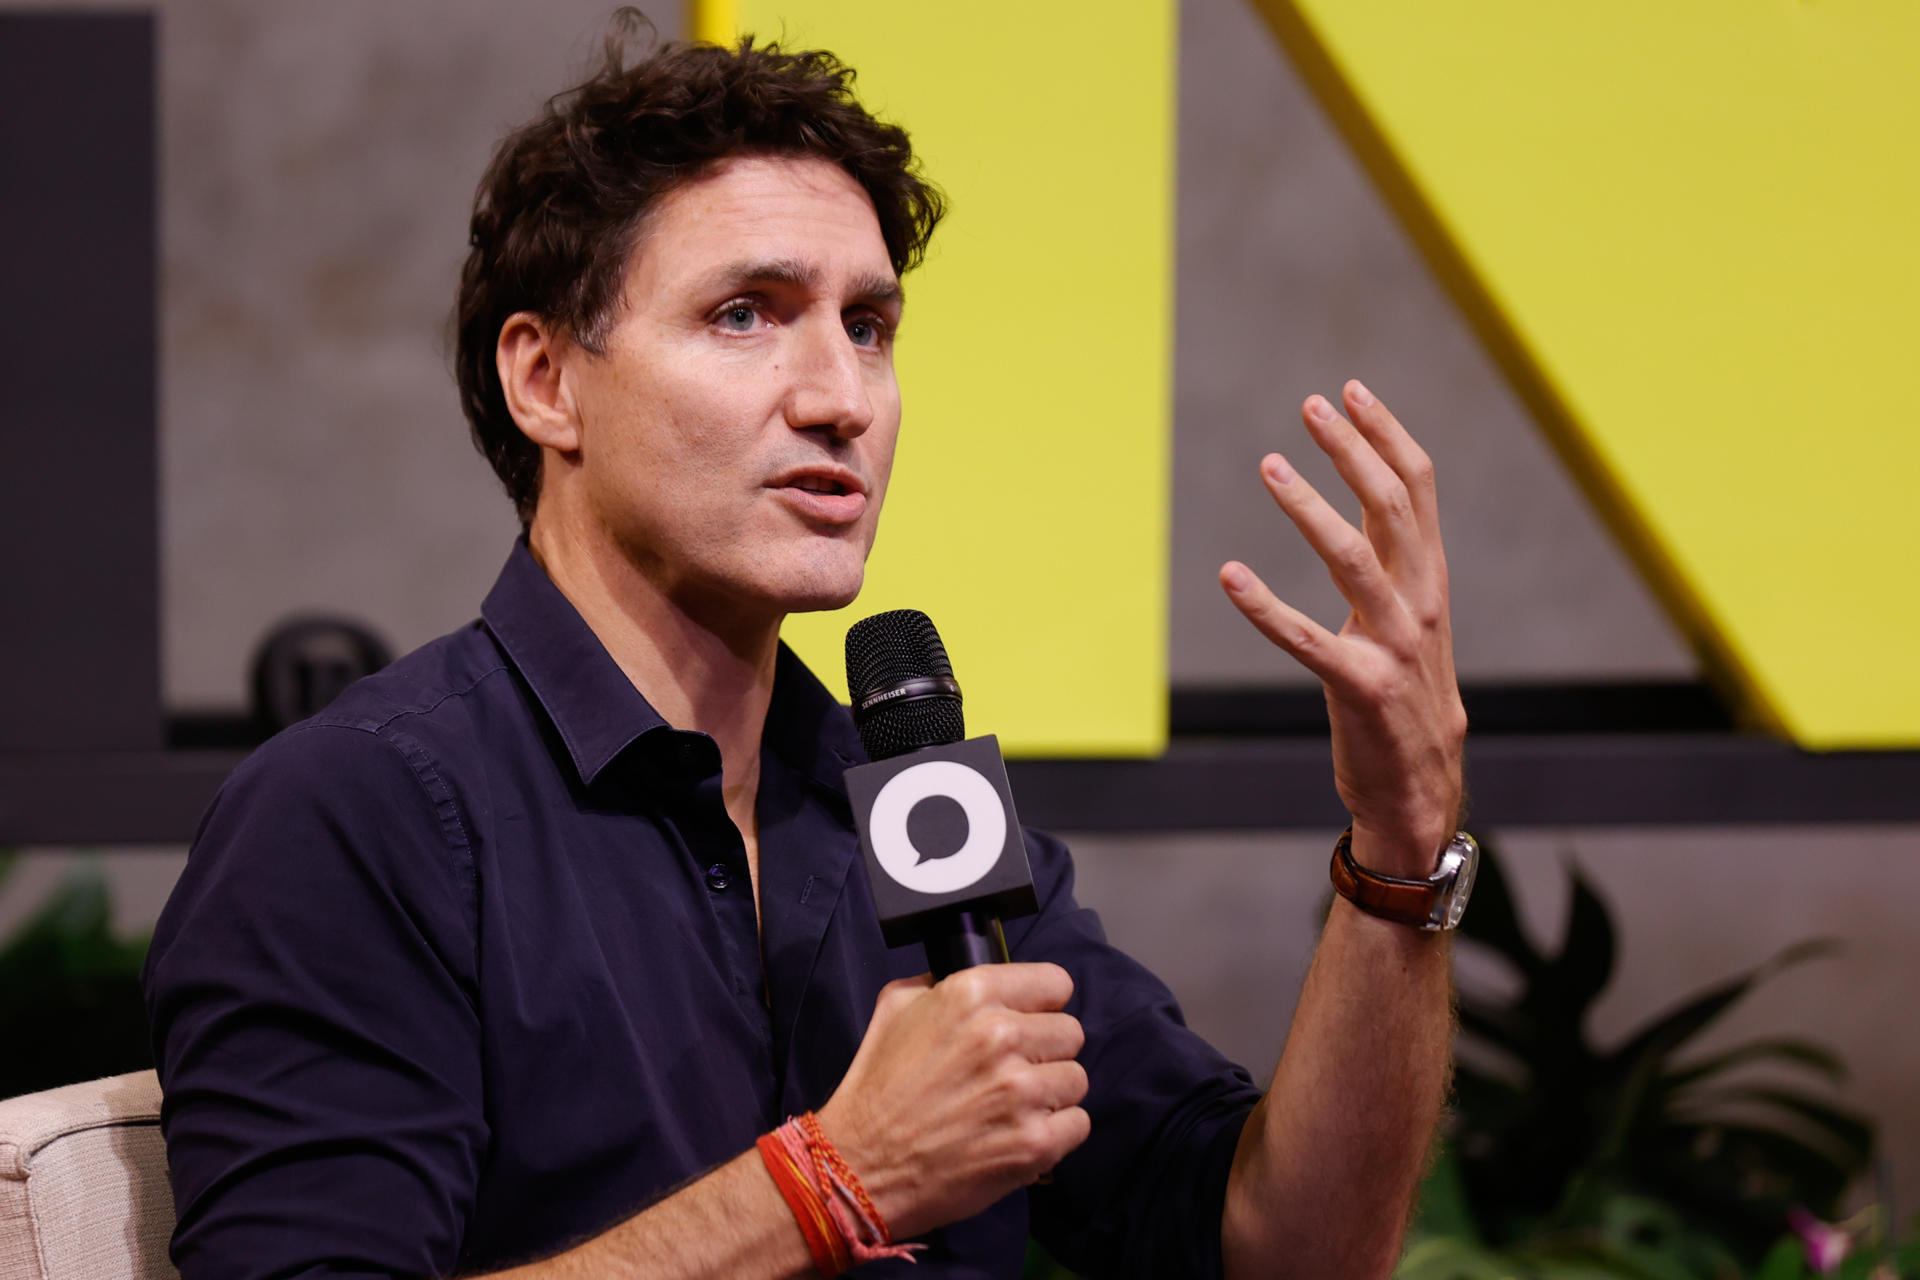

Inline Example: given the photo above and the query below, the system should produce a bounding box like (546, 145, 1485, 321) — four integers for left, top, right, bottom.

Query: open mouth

(771, 470, 867, 525)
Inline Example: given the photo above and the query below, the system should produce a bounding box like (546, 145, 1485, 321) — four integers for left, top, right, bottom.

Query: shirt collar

(766, 641, 869, 798)
(480, 539, 867, 795)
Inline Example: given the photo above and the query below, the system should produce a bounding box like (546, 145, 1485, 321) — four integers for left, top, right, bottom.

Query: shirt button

(705, 862, 732, 892)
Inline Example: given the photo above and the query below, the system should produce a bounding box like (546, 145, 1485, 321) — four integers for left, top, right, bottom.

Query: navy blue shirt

(145, 542, 1260, 1279)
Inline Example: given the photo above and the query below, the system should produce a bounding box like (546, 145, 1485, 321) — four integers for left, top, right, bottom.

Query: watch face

(1442, 836, 1479, 929)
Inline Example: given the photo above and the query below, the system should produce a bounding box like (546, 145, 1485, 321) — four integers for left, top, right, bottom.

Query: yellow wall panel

(694, 0, 1177, 755)
(1254, 0, 1920, 748)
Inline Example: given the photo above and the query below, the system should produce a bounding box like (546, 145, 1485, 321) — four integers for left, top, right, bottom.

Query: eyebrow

(695, 257, 905, 311)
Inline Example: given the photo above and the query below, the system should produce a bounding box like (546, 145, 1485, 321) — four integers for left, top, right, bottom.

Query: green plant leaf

(1603, 941, 1839, 1076)
(1513, 1235, 1697, 1280)
(1, 869, 111, 960)
(1455, 835, 1545, 979)
(1678, 1086, 1874, 1168)
(1396, 1236, 1509, 1279)
(1752, 1238, 1810, 1280)
(0, 859, 156, 1098)
(1441, 843, 1867, 1268)
(1833, 1251, 1883, 1280)
(1661, 1039, 1847, 1094)
(1414, 1146, 1484, 1244)
(1551, 868, 1616, 1013)
(1020, 1238, 1083, 1280)
(1637, 1120, 1857, 1222)
(1459, 999, 1536, 1061)
(1592, 1192, 1744, 1277)
(1452, 1061, 1529, 1125)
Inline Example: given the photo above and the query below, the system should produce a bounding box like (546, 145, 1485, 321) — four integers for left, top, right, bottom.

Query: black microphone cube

(844, 734, 1039, 949)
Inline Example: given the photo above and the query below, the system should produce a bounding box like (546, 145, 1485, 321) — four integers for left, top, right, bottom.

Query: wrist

(757, 1128, 852, 1276)
(1332, 824, 1480, 933)
(810, 1100, 912, 1239)
(1347, 820, 1452, 880)
(759, 1111, 924, 1274)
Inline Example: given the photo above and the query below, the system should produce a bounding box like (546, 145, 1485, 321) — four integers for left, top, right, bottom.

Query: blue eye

(718, 305, 757, 332)
(846, 317, 885, 347)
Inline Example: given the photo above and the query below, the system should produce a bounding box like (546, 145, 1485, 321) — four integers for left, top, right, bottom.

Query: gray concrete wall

(149, 0, 627, 708)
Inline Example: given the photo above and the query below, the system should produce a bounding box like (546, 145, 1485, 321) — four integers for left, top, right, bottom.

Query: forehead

(624, 154, 896, 300)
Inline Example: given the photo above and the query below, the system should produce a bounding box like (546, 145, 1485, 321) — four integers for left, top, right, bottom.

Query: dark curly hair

(453, 11, 946, 526)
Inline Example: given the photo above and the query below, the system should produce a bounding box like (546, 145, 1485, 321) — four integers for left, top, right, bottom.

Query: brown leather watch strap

(1328, 826, 1440, 929)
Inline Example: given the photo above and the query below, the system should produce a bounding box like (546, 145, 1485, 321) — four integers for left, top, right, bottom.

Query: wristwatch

(1328, 826, 1479, 932)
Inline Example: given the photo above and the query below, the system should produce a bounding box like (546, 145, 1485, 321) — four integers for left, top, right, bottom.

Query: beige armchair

(0, 1071, 177, 1280)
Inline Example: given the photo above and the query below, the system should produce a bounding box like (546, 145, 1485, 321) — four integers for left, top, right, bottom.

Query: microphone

(844, 610, 1038, 977)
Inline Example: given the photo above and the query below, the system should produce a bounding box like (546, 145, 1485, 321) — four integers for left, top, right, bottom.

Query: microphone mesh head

(845, 609, 966, 760)
(846, 609, 953, 693)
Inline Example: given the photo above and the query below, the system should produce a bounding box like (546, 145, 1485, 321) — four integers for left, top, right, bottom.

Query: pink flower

(1788, 1208, 1854, 1274)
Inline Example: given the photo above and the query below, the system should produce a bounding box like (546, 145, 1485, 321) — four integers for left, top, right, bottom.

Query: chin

(777, 578, 864, 615)
(766, 554, 867, 615)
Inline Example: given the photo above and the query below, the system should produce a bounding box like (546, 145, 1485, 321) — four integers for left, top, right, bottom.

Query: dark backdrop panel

(0, 13, 159, 752)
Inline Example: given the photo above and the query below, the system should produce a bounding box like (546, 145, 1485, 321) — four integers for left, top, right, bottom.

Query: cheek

(866, 407, 902, 510)
(592, 331, 760, 449)
(618, 383, 756, 489)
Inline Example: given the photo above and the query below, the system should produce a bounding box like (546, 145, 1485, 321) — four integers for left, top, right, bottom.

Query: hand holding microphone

(814, 610, 1089, 1237)
(818, 962, 1090, 1239)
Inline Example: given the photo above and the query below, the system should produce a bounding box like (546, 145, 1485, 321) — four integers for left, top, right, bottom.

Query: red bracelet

(797, 1113, 892, 1242)
(761, 1112, 924, 1272)
(757, 1130, 851, 1277)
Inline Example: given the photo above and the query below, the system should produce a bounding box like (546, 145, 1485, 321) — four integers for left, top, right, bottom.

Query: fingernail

(1306, 396, 1335, 423)
(1264, 453, 1295, 485)
(1222, 563, 1249, 592)
(1349, 380, 1374, 407)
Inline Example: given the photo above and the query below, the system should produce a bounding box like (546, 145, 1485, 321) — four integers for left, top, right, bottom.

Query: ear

(497, 311, 581, 454)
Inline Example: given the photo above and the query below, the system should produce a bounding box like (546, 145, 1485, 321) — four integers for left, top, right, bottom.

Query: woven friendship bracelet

(797, 1113, 891, 1237)
(757, 1129, 851, 1276)
(775, 1113, 925, 1268)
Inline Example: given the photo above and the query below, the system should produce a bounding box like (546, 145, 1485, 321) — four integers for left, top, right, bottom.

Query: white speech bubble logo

(869, 759, 1007, 895)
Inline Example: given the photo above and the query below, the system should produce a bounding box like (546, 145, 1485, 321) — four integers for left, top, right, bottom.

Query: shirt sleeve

(1006, 829, 1262, 1280)
(143, 723, 487, 1280)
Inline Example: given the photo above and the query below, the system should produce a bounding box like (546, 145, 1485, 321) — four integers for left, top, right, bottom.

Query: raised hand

(1219, 380, 1465, 876)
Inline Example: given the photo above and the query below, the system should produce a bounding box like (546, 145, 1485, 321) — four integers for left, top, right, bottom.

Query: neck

(527, 512, 778, 823)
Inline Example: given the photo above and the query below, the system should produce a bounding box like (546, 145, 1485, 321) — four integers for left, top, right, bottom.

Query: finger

(959, 961, 1074, 1014)
(1253, 452, 1408, 629)
(1342, 380, 1455, 644)
(882, 973, 934, 994)
(1301, 394, 1430, 589)
(1025, 1059, 1090, 1111)
(872, 973, 934, 1017)
(1013, 1012, 1086, 1064)
(1341, 380, 1441, 548)
(1219, 561, 1361, 695)
(1038, 1105, 1092, 1161)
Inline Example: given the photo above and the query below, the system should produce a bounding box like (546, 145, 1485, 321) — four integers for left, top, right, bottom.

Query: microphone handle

(925, 910, 1011, 978)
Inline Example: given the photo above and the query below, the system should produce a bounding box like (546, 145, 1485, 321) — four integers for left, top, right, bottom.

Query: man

(146, 27, 1465, 1280)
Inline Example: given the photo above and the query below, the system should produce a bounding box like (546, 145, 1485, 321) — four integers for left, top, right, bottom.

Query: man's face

(561, 154, 904, 623)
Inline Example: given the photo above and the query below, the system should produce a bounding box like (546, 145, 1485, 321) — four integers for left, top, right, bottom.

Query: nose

(783, 313, 875, 440)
